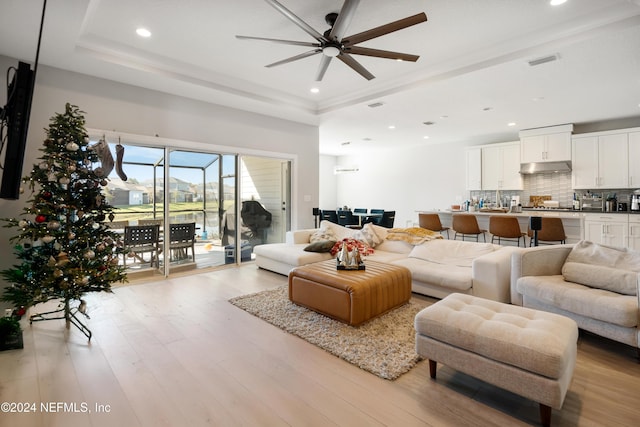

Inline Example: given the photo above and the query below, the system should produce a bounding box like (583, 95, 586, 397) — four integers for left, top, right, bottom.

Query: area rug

(229, 286, 424, 380)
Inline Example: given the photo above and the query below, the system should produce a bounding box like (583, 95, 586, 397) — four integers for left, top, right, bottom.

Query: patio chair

(123, 224, 161, 268)
(168, 222, 196, 262)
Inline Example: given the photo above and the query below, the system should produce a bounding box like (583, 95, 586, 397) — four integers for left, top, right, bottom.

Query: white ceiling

(2, 0, 640, 155)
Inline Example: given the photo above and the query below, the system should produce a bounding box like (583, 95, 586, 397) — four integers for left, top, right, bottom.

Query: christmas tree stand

(29, 298, 92, 341)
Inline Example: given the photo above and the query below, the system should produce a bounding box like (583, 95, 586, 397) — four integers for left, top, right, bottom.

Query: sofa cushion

(392, 257, 473, 292)
(374, 239, 414, 254)
(253, 243, 333, 266)
(408, 240, 498, 267)
(304, 240, 336, 253)
(561, 240, 640, 296)
(517, 275, 638, 328)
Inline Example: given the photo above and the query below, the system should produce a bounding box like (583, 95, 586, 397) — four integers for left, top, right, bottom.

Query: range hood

(520, 161, 572, 174)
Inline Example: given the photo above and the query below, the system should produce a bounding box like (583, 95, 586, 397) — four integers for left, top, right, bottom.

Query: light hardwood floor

(1, 263, 639, 427)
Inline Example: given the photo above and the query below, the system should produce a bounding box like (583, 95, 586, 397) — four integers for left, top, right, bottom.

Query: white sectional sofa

(253, 221, 517, 303)
(511, 241, 640, 352)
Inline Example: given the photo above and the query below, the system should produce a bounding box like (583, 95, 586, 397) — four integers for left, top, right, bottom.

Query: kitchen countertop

(422, 209, 585, 219)
(421, 209, 640, 217)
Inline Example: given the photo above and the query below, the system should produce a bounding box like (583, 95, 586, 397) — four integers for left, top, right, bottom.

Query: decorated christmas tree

(1, 103, 127, 339)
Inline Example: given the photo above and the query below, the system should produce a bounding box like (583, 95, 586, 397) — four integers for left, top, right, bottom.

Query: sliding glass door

(93, 135, 290, 277)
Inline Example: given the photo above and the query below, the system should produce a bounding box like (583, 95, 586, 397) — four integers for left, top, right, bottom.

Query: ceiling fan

(236, 0, 427, 81)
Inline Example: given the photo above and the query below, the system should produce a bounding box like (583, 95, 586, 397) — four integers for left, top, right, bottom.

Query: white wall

(0, 55, 319, 306)
(319, 154, 337, 210)
(330, 142, 474, 228)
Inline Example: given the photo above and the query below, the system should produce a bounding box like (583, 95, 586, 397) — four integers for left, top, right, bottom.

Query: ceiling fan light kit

(236, 0, 427, 81)
(322, 46, 341, 57)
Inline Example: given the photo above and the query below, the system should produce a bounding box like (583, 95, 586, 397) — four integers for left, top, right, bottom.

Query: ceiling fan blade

(346, 46, 419, 62)
(265, 49, 321, 68)
(328, 0, 360, 42)
(337, 53, 375, 80)
(236, 35, 320, 48)
(315, 55, 333, 81)
(343, 12, 427, 46)
(264, 0, 328, 43)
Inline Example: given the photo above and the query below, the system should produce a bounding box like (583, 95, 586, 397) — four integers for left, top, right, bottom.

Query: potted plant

(0, 316, 23, 351)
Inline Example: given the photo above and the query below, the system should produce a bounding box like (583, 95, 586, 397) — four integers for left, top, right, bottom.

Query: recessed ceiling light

(341, 141, 351, 146)
(508, 122, 517, 127)
(310, 87, 319, 93)
(423, 136, 430, 139)
(136, 27, 151, 38)
(482, 107, 492, 111)
(532, 97, 545, 101)
(440, 115, 449, 119)
(423, 121, 435, 126)
(550, 0, 567, 6)
(388, 125, 396, 129)
(362, 137, 372, 141)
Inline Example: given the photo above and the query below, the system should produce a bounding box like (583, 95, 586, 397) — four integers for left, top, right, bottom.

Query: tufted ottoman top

(415, 293, 578, 379)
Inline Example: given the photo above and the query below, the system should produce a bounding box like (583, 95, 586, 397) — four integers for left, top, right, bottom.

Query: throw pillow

(321, 220, 356, 241)
(310, 221, 338, 243)
(353, 222, 385, 247)
(304, 240, 336, 253)
(561, 240, 640, 296)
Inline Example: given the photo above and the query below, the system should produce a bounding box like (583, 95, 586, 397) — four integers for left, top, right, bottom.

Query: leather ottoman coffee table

(288, 259, 412, 326)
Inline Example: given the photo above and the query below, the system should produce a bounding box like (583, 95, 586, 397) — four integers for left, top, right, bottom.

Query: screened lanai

(90, 138, 286, 278)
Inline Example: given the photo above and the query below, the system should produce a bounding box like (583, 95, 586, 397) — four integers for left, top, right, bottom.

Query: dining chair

(418, 213, 450, 239)
(353, 208, 367, 214)
(123, 224, 161, 268)
(527, 217, 567, 246)
(378, 211, 396, 228)
(489, 215, 526, 246)
(167, 222, 196, 262)
(320, 210, 339, 224)
(337, 210, 360, 228)
(452, 214, 486, 242)
(363, 209, 385, 225)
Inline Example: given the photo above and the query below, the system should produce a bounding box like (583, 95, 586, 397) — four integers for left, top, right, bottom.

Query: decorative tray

(337, 263, 366, 271)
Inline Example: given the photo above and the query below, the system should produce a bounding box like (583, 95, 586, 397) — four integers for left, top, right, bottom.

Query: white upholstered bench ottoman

(415, 293, 578, 427)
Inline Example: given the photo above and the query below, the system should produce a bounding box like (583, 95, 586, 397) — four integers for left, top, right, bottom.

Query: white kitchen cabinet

(629, 132, 640, 188)
(521, 132, 571, 163)
(572, 133, 628, 189)
(629, 215, 640, 251)
(584, 213, 628, 248)
(481, 141, 522, 190)
(465, 147, 482, 190)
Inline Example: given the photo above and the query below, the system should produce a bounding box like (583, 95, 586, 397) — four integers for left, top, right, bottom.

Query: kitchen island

(419, 209, 584, 245)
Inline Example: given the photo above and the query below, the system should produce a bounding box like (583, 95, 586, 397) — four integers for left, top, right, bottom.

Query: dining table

(352, 211, 383, 227)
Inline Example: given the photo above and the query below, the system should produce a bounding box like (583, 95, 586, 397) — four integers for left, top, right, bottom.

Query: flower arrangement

(330, 238, 375, 257)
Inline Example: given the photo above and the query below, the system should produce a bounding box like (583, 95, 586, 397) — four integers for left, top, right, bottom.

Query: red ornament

(35, 214, 47, 223)
(42, 191, 52, 200)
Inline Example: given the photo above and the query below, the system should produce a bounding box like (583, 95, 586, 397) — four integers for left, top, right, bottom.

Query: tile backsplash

(470, 172, 636, 208)
(522, 172, 573, 207)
